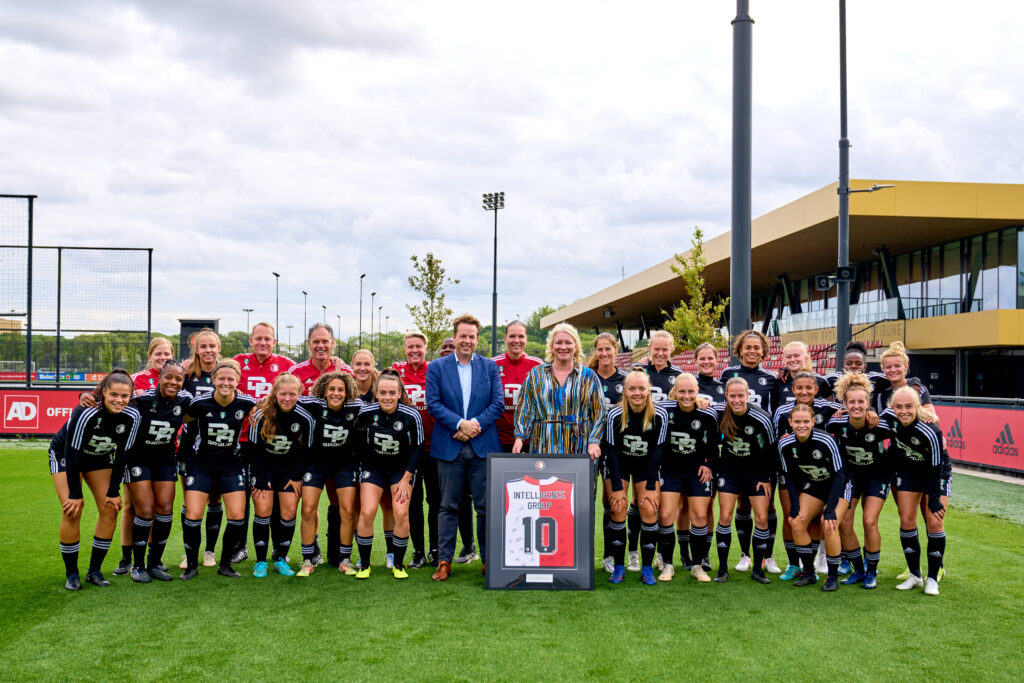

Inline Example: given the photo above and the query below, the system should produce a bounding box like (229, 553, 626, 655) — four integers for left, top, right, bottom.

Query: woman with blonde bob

(777, 340, 832, 403)
(884, 386, 947, 596)
(602, 368, 668, 585)
(132, 337, 175, 393)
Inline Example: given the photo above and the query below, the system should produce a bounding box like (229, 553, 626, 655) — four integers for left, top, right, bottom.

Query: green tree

(662, 227, 730, 350)
(405, 252, 460, 357)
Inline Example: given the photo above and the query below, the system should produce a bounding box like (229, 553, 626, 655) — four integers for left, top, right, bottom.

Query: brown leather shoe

(432, 561, 451, 581)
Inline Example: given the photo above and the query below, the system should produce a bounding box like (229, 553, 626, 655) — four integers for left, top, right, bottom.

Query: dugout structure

(0, 195, 153, 387)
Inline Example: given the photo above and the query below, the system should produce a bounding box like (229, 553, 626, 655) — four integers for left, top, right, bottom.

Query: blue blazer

(426, 353, 504, 461)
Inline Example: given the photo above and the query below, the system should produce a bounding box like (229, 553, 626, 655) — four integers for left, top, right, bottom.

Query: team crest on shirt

(814, 414, 823, 424)
(346, 413, 355, 421)
(911, 437, 920, 445)
(235, 410, 244, 420)
(290, 423, 300, 433)
(692, 419, 702, 429)
(535, 460, 546, 471)
(744, 426, 754, 435)
(812, 450, 822, 460)
(759, 377, 767, 386)
(865, 433, 875, 442)
(131, 467, 142, 477)
(271, 364, 279, 372)
(173, 406, 182, 416)
(615, 384, 623, 393)
(394, 421, 403, 431)
(116, 424, 125, 434)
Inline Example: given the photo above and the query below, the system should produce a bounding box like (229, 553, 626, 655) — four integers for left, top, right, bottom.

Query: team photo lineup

(50, 311, 950, 596)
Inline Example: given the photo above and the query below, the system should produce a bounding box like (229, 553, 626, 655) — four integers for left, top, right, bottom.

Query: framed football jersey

(486, 453, 594, 590)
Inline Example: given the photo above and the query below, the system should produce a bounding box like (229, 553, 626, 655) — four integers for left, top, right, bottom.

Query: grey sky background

(2, 1, 1021, 340)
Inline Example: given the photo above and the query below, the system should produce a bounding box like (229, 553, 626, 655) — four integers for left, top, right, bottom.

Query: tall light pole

(482, 192, 505, 356)
(359, 274, 366, 347)
(272, 272, 280, 338)
(321, 304, 327, 325)
(369, 292, 376, 350)
(286, 324, 294, 357)
(729, 0, 753, 349)
(242, 308, 254, 341)
(336, 314, 343, 358)
(302, 290, 308, 357)
(385, 315, 389, 367)
(836, 0, 893, 358)
(378, 305, 383, 366)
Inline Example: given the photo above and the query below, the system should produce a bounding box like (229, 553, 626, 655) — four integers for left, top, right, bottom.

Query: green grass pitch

(1, 441, 1022, 681)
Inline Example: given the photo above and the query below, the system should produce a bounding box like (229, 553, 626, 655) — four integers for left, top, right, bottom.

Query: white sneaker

(179, 554, 188, 570)
(896, 568, 911, 581)
(627, 551, 640, 571)
(691, 565, 712, 583)
(763, 557, 782, 574)
(385, 553, 395, 569)
(658, 564, 675, 582)
(896, 574, 924, 591)
(814, 548, 827, 574)
(653, 553, 665, 571)
(924, 577, 940, 596)
(203, 550, 216, 567)
(602, 556, 615, 573)
(735, 554, 752, 572)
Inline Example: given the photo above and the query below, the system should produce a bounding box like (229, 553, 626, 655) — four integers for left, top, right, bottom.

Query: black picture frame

(485, 452, 594, 591)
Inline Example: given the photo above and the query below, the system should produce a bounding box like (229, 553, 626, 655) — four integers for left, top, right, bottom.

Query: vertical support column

(56, 248, 62, 386)
(729, 0, 754, 348)
(26, 196, 34, 386)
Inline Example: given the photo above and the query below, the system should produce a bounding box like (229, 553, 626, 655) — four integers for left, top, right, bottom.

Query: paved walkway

(953, 465, 1023, 485)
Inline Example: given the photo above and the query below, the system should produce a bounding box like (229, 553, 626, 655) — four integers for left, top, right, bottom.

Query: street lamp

(242, 308, 254, 343)
(321, 304, 327, 325)
(286, 324, 294, 357)
(370, 292, 376, 350)
(272, 272, 280, 338)
(482, 191, 505, 356)
(385, 315, 389, 366)
(836, 0, 893, 358)
(359, 274, 366, 347)
(336, 314, 343, 357)
(302, 290, 308, 357)
(378, 305, 383, 366)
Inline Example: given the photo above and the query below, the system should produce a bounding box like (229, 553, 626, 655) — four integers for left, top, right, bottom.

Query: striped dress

(513, 362, 606, 454)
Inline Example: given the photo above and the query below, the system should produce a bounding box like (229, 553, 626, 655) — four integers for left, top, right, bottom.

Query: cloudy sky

(2, 0, 1021, 342)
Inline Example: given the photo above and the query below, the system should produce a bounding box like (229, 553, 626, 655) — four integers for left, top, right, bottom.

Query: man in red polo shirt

(234, 322, 295, 400)
(494, 320, 542, 453)
(289, 323, 352, 394)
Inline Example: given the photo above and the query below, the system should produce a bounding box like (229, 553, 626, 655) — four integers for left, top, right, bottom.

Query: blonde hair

(145, 337, 173, 367)
(881, 341, 910, 370)
(780, 341, 814, 379)
(250, 321, 275, 337)
(648, 330, 675, 355)
(189, 329, 222, 378)
(732, 329, 768, 363)
(719, 376, 749, 441)
(834, 372, 873, 404)
(588, 332, 619, 369)
(619, 369, 656, 432)
(545, 323, 585, 364)
(351, 349, 380, 388)
(403, 330, 427, 345)
(258, 373, 303, 441)
(668, 372, 699, 400)
(889, 384, 936, 422)
(213, 358, 241, 379)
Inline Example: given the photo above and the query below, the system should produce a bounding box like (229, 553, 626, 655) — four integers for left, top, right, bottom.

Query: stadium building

(542, 180, 1024, 400)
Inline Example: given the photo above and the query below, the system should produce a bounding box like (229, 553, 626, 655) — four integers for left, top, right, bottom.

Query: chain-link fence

(1, 195, 153, 385)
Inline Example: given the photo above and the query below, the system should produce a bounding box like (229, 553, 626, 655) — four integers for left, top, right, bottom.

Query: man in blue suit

(426, 314, 504, 581)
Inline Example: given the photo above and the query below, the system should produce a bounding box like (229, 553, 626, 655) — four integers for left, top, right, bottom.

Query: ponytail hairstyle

(719, 376, 749, 441)
(779, 341, 814, 381)
(311, 371, 357, 404)
(258, 373, 303, 441)
(889, 384, 937, 423)
(619, 368, 656, 432)
(375, 367, 411, 406)
(668, 372, 699, 401)
(588, 332, 619, 370)
(731, 329, 768, 365)
(834, 371, 873, 404)
(92, 368, 133, 403)
(188, 328, 222, 379)
(880, 341, 910, 371)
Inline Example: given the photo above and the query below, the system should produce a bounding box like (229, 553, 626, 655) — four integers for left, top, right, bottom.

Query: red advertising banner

(1, 389, 84, 436)
(934, 403, 1024, 473)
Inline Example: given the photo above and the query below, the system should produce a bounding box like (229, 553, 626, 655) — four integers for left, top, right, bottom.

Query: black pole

(56, 247, 62, 386)
(26, 196, 34, 386)
(359, 275, 365, 348)
(492, 208, 498, 357)
(730, 0, 754, 348)
(836, 0, 852, 358)
(302, 291, 308, 357)
(146, 248, 153, 346)
(273, 272, 280, 341)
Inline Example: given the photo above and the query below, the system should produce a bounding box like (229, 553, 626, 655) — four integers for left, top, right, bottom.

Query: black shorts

(49, 449, 66, 475)
(302, 466, 359, 490)
(185, 462, 246, 494)
(716, 467, 768, 497)
(126, 458, 178, 484)
(847, 473, 890, 501)
(253, 470, 301, 493)
(359, 465, 414, 489)
(793, 479, 838, 505)
(613, 455, 653, 486)
(892, 470, 929, 494)
(660, 464, 713, 497)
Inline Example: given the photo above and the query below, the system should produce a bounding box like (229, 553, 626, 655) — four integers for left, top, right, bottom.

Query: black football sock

(182, 518, 202, 568)
(204, 503, 223, 554)
(253, 515, 271, 563)
(766, 510, 778, 560)
(639, 523, 658, 568)
(60, 541, 80, 577)
(302, 543, 316, 563)
(89, 536, 112, 573)
(752, 527, 770, 575)
(275, 517, 295, 562)
(237, 495, 251, 554)
(926, 532, 945, 581)
(658, 524, 676, 566)
(900, 527, 921, 578)
(339, 543, 353, 563)
(627, 504, 640, 552)
(676, 527, 691, 567)
(827, 554, 841, 580)
(384, 530, 395, 557)
(131, 516, 153, 568)
(120, 544, 132, 564)
(715, 524, 732, 573)
(734, 511, 752, 557)
(865, 549, 880, 575)
(608, 520, 627, 566)
(356, 534, 373, 569)
(847, 546, 865, 574)
(220, 519, 243, 568)
(602, 508, 612, 558)
(784, 540, 800, 567)
(148, 513, 173, 568)
(393, 534, 409, 569)
(797, 543, 814, 574)
(689, 525, 708, 566)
